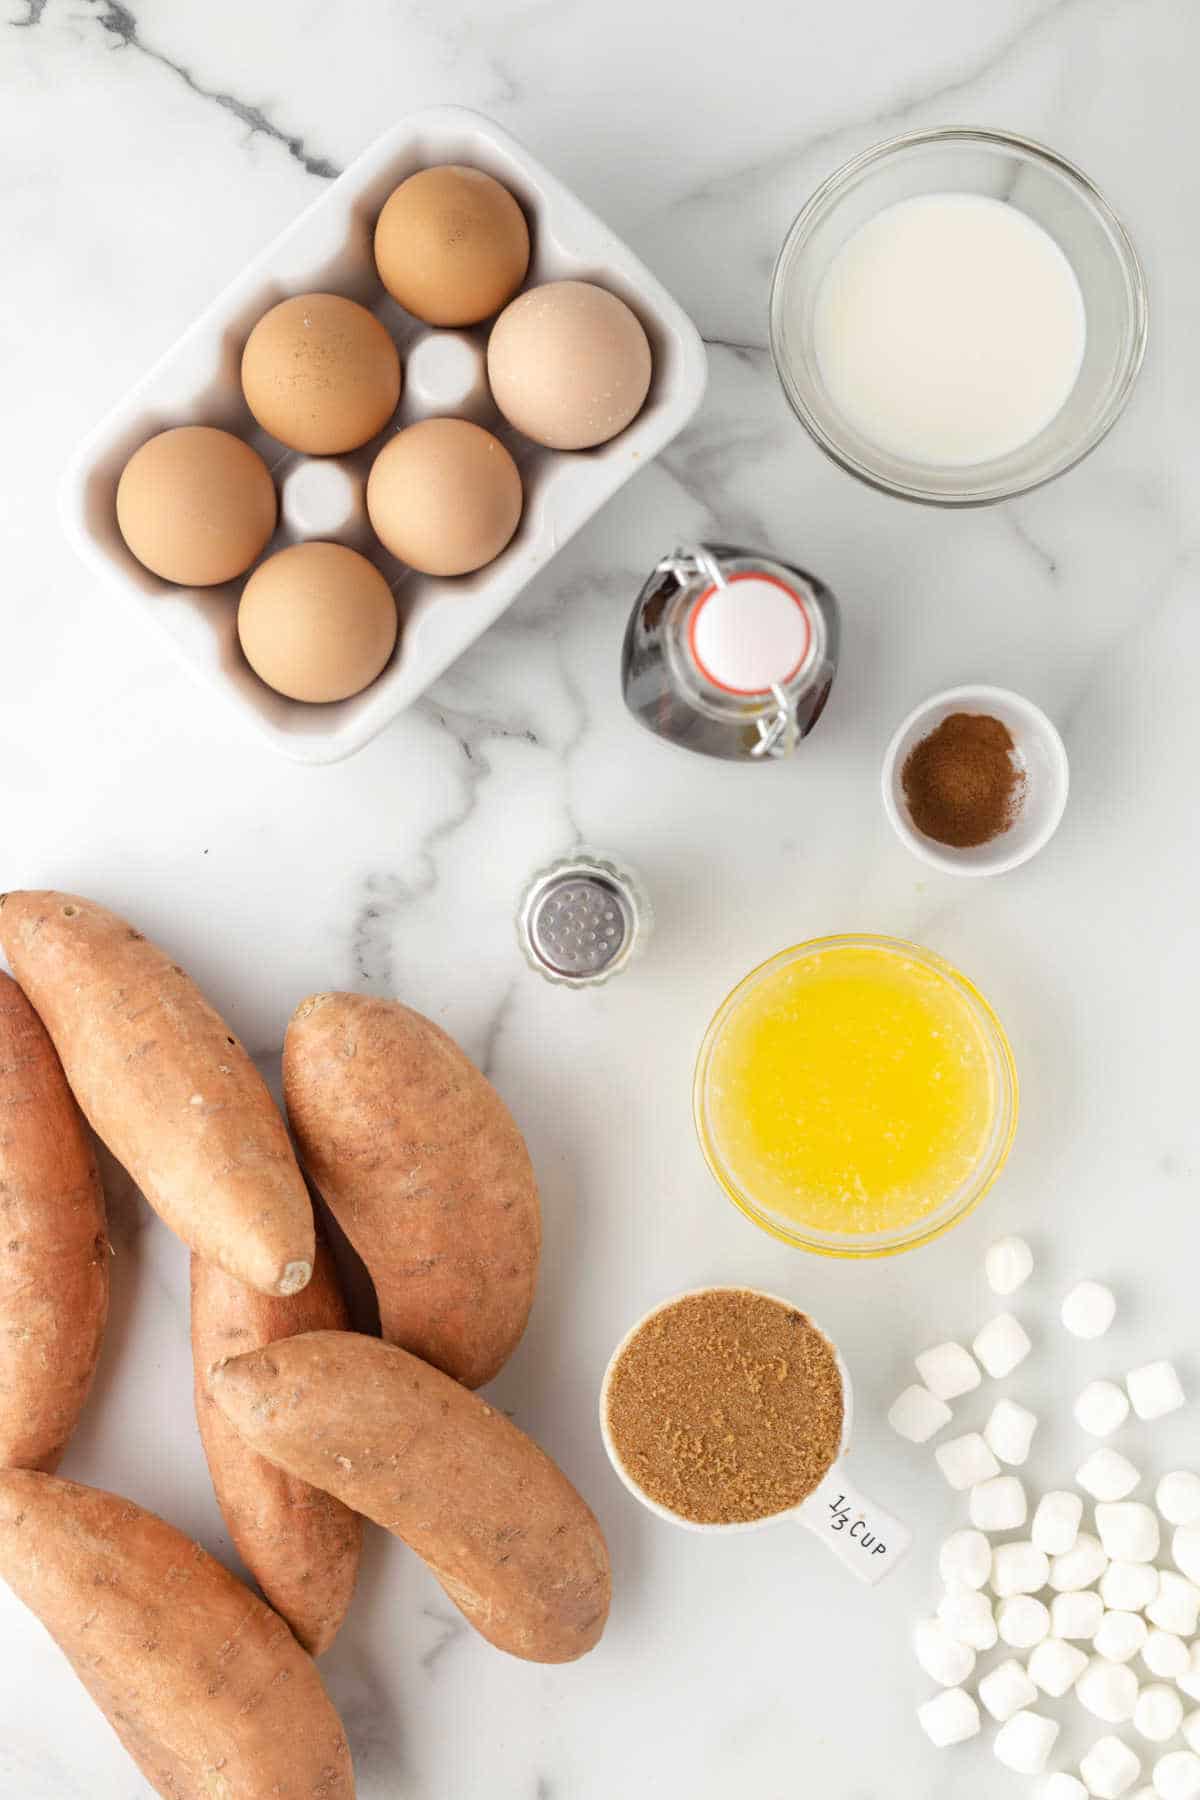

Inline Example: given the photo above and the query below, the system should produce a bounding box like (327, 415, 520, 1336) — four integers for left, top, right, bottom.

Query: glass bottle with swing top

(620, 543, 840, 762)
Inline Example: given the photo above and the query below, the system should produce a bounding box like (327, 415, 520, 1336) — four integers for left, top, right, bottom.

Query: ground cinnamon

(901, 712, 1025, 849)
(604, 1289, 844, 1525)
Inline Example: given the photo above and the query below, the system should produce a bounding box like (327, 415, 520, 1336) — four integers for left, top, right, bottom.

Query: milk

(811, 192, 1087, 467)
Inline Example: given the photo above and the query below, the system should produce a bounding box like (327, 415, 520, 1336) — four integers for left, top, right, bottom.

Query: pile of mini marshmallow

(890, 1235, 1200, 1800)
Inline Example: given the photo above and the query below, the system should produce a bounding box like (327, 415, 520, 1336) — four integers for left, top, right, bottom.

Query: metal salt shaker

(517, 852, 651, 988)
(621, 543, 840, 761)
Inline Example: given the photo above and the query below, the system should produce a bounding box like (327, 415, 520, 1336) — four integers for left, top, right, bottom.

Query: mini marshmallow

(1097, 1504, 1161, 1565)
(1081, 1736, 1143, 1799)
(1185, 1715, 1200, 1755)
(917, 1686, 981, 1747)
(1102, 1564, 1161, 1614)
(1174, 1528, 1200, 1587)
(1062, 1280, 1117, 1339)
(1135, 1686, 1184, 1745)
(987, 1235, 1034, 1295)
(1043, 1776, 1089, 1800)
(936, 1431, 1001, 1491)
(979, 1656, 1039, 1722)
(1158, 1474, 1200, 1529)
(985, 1397, 1039, 1466)
(1080, 1450, 1143, 1503)
(1078, 1656, 1140, 1723)
(1095, 1611, 1150, 1664)
(972, 1474, 1028, 1533)
(974, 1312, 1033, 1379)
(940, 1529, 992, 1592)
(1028, 1635, 1089, 1698)
(916, 1341, 982, 1401)
(1127, 1362, 1186, 1423)
(1035, 1490, 1085, 1557)
(1153, 1751, 1200, 1800)
(1179, 1644, 1200, 1703)
(938, 1586, 998, 1651)
(888, 1384, 952, 1444)
(1145, 1571, 1200, 1637)
(1051, 1533, 1110, 1592)
(993, 1540, 1051, 1598)
(1143, 1631, 1189, 1680)
(913, 1616, 976, 1686)
(998, 1594, 1052, 1649)
(1077, 1380, 1133, 1439)
(994, 1709, 1060, 1776)
(1053, 1588, 1106, 1640)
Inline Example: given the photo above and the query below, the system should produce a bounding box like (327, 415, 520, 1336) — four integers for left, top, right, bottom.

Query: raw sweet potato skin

(0, 971, 109, 1471)
(0, 891, 314, 1297)
(191, 1237, 363, 1655)
(213, 1329, 610, 1664)
(0, 1470, 355, 1799)
(283, 991, 540, 1387)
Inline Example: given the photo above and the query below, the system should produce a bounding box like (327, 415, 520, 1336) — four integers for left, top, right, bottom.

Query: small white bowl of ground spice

(882, 683, 1069, 876)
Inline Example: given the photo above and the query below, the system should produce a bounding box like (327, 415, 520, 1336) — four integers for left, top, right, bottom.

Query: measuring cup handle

(795, 1464, 912, 1585)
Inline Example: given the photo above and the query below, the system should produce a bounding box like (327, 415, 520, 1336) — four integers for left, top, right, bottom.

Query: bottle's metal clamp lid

(656, 544, 806, 759)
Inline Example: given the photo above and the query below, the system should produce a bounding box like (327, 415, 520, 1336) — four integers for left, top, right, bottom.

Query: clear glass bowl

(769, 128, 1148, 505)
(692, 934, 1018, 1257)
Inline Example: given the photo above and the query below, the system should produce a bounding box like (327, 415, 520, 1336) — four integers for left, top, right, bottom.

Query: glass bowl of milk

(769, 128, 1147, 504)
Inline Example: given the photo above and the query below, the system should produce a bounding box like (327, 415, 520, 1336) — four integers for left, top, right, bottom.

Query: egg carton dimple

(59, 106, 708, 765)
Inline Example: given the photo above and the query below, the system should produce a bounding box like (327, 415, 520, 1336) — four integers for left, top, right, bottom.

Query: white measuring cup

(599, 1286, 911, 1585)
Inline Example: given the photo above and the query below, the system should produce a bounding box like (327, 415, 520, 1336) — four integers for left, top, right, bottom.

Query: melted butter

(705, 944, 996, 1235)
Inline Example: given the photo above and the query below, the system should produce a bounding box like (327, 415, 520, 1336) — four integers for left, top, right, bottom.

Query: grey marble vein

(674, 0, 1084, 217)
(703, 333, 771, 361)
(539, 608, 590, 847)
(19, 0, 342, 178)
(418, 1606, 467, 1673)
(1005, 506, 1061, 580)
(478, 976, 517, 1078)
(402, 0, 522, 106)
(349, 639, 593, 992)
(657, 445, 786, 559)
(325, 1637, 410, 1793)
(351, 704, 517, 991)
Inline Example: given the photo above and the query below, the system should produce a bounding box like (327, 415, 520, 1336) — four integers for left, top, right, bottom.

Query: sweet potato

(0, 1469, 355, 1798)
(0, 891, 314, 1297)
(191, 1237, 362, 1655)
(213, 1329, 610, 1664)
(283, 992, 540, 1387)
(0, 971, 108, 1471)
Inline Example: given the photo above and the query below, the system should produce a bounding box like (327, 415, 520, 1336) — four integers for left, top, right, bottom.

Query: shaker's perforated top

(528, 875, 629, 977)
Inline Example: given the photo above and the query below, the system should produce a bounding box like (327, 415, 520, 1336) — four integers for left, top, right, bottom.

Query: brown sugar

(604, 1289, 845, 1525)
(901, 711, 1026, 849)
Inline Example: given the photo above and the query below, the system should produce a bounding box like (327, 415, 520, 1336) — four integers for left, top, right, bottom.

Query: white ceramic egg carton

(59, 106, 708, 764)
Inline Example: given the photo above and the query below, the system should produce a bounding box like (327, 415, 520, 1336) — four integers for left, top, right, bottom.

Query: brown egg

(238, 541, 398, 703)
(374, 165, 530, 327)
(366, 418, 522, 577)
(241, 293, 402, 455)
(116, 426, 276, 586)
(487, 280, 652, 450)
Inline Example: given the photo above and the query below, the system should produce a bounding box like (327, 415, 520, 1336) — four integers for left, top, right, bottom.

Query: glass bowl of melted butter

(693, 934, 1018, 1257)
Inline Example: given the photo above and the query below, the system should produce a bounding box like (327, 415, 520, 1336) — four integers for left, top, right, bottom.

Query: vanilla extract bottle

(620, 544, 840, 761)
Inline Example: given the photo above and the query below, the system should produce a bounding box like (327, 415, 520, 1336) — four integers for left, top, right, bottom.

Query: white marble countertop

(2, 3, 1198, 1796)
